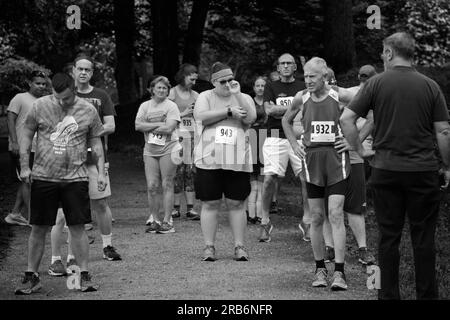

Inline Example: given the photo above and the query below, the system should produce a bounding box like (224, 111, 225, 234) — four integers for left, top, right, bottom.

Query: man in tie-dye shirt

(14, 73, 105, 295)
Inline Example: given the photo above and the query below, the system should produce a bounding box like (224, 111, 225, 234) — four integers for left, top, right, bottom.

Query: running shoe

(4, 213, 29, 226)
(171, 209, 181, 219)
(66, 258, 79, 273)
(298, 221, 311, 242)
(202, 245, 217, 261)
(234, 245, 249, 261)
(255, 217, 262, 225)
(157, 221, 175, 234)
(145, 221, 161, 233)
(88, 234, 95, 244)
(269, 201, 279, 214)
(325, 246, 335, 263)
(145, 215, 154, 226)
(312, 268, 328, 287)
(84, 223, 93, 231)
(258, 222, 273, 243)
(15, 272, 42, 295)
(103, 245, 122, 261)
(48, 260, 67, 277)
(186, 209, 200, 220)
(80, 272, 99, 292)
(111, 217, 116, 223)
(331, 271, 348, 291)
(358, 247, 376, 265)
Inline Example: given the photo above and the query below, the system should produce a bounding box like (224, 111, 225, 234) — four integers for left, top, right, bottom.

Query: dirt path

(0, 152, 377, 300)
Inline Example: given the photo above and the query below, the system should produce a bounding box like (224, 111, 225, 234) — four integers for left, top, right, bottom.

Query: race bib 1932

(276, 96, 294, 106)
(148, 132, 167, 145)
(215, 126, 237, 145)
(310, 121, 335, 143)
(181, 117, 195, 132)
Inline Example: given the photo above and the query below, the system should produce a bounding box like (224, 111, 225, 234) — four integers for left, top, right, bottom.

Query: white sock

(102, 233, 112, 248)
(67, 254, 75, 263)
(51, 256, 62, 264)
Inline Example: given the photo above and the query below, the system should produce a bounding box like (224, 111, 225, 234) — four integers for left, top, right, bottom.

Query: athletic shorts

(344, 163, 366, 214)
(262, 137, 303, 177)
(302, 147, 350, 187)
(87, 162, 111, 200)
(30, 180, 91, 226)
(9, 152, 34, 180)
(306, 179, 347, 199)
(195, 167, 250, 201)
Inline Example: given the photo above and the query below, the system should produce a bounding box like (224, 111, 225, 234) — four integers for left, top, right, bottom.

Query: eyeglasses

(358, 74, 369, 78)
(31, 71, 47, 78)
(219, 78, 234, 85)
(278, 62, 294, 66)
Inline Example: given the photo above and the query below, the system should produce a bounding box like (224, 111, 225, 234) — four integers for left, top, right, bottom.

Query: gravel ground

(0, 152, 377, 300)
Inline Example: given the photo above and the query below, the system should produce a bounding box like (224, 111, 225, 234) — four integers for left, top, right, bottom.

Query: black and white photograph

(0, 0, 449, 307)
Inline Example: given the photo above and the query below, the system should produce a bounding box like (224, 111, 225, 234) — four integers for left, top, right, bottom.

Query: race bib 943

(215, 126, 237, 145)
(310, 121, 335, 143)
(148, 132, 167, 145)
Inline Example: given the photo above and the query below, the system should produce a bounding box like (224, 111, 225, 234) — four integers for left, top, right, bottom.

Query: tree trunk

(113, 0, 138, 105)
(322, 0, 356, 73)
(152, 0, 179, 82)
(182, 0, 211, 67)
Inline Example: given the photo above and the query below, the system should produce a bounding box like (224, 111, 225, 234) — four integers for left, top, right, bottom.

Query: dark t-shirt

(77, 87, 116, 162)
(263, 79, 305, 138)
(348, 66, 448, 171)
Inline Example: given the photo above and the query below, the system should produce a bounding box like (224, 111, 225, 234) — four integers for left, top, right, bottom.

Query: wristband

(227, 107, 232, 118)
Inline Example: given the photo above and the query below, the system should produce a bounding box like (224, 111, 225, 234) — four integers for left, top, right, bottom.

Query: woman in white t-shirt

(135, 76, 181, 234)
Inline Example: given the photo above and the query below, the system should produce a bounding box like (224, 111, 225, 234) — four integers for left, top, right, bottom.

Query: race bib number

(215, 126, 237, 145)
(148, 132, 167, 145)
(181, 117, 195, 132)
(276, 96, 294, 106)
(310, 121, 335, 142)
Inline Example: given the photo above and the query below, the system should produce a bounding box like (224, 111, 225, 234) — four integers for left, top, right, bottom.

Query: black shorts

(306, 179, 347, 199)
(344, 163, 366, 214)
(30, 180, 91, 226)
(10, 152, 34, 180)
(195, 168, 251, 201)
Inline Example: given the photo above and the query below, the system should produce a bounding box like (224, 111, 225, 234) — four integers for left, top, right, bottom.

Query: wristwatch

(227, 107, 232, 118)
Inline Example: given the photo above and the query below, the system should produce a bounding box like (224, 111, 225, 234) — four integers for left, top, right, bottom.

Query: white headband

(211, 68, 233, 83)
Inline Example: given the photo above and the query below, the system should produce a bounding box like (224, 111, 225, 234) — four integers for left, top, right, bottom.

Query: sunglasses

(358, 74, 369, 78)
(219, 78, 234, 85)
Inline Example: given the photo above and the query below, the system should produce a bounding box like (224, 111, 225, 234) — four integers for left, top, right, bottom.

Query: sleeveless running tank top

(301, 87, 343, 149)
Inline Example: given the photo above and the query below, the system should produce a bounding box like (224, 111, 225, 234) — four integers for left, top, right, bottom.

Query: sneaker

(80, 272, 99, 292)
(145, 215, 154, 226)
(4, 213, 29, 226)
(312, 268, 328, 287)
(111, 217, 116, 223)
(331, 271, 348, 291)
(234, 245, 249, 261)
(88, 234, 95, 244)
(269, 201, 279, 214)
(103, 245, 122, 261)
(298, 221, 311, 242)
(171, 209, 181, 218)
(84, 223, 93, 231)
(186, 209, 200, 220)
(48, 260, 67, 277)
(66, 258, 78, 273)
(258, 222, 273, 242)
(358, 247, 376, 265)
(202, 245, 217, 261)
(255, 217, 262, 225)
(157, 221, 175, 234)
(325, 246, 335, 263)
(145, 221, 161, 233)
(15, 272, 42, 295)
